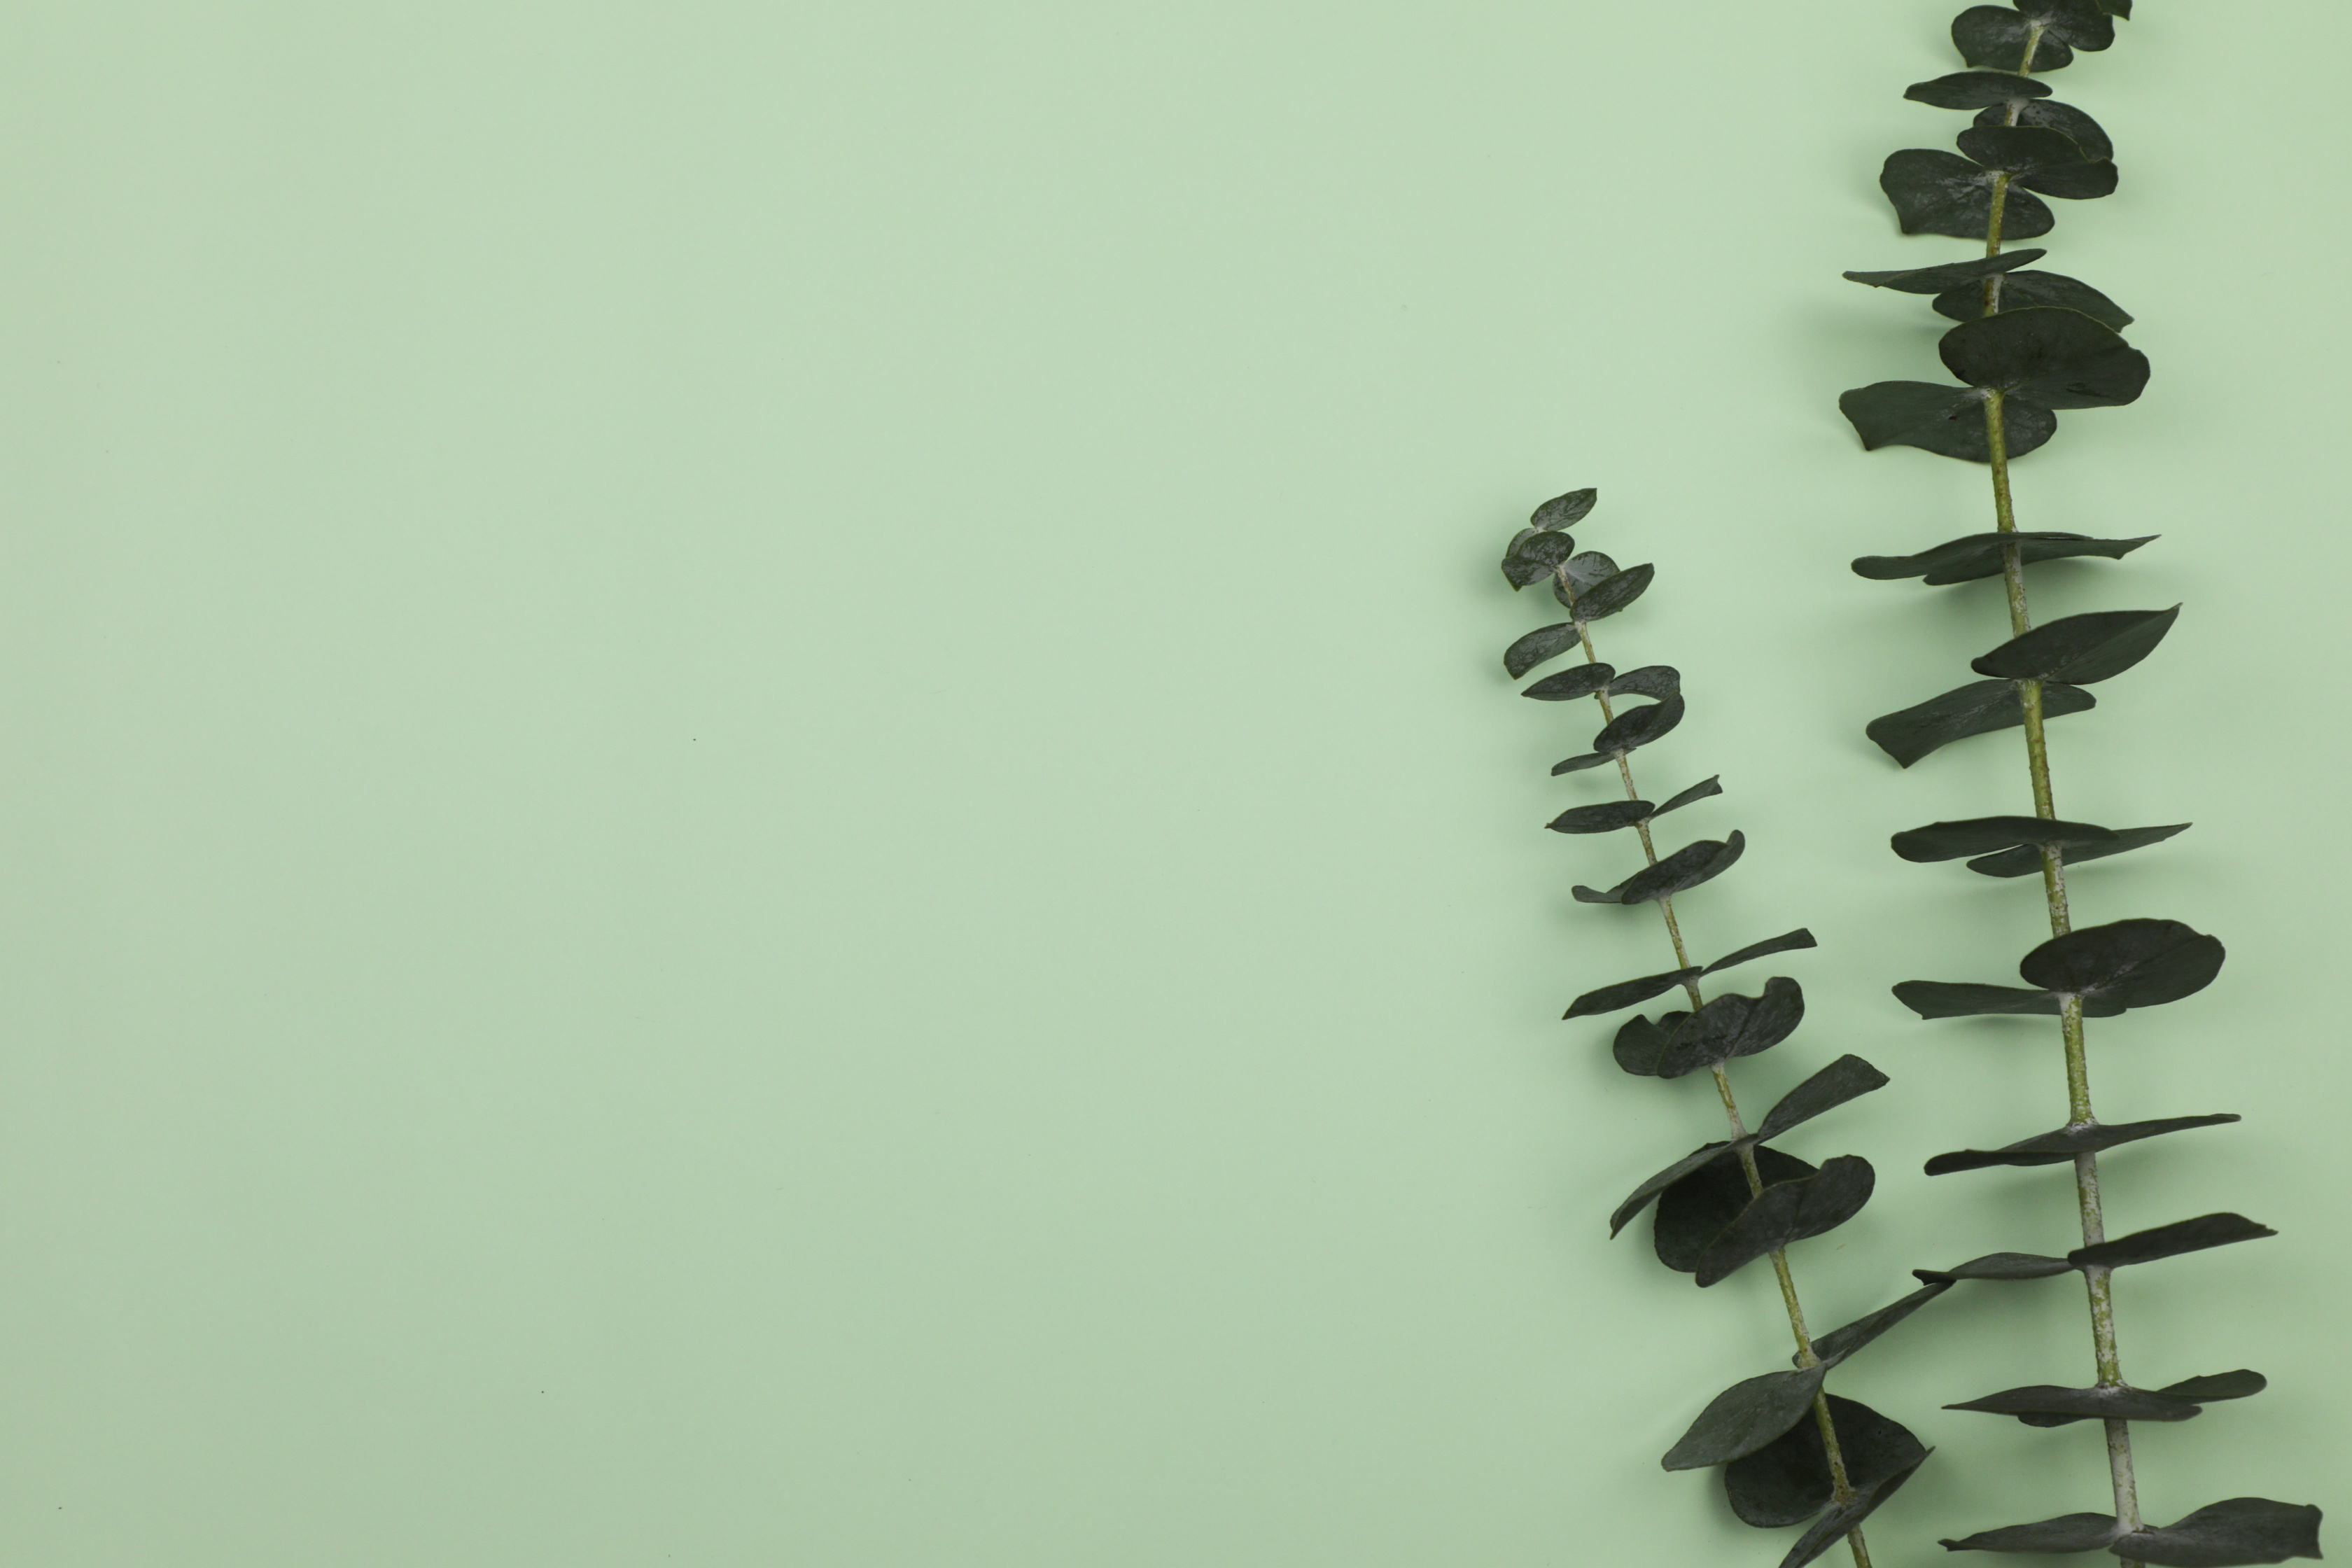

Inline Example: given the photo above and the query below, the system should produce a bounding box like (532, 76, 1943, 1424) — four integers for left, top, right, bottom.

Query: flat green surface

(1, 2, 2344, 1562)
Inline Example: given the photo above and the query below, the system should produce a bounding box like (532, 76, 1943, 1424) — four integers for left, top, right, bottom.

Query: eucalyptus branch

(1839, 4, 2323, 1562)
(1499, 492, 1948, 1567)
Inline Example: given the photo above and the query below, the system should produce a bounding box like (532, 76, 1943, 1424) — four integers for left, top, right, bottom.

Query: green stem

(1980, 282, 2144, 1548)
(1560, 574, 1872, 1563)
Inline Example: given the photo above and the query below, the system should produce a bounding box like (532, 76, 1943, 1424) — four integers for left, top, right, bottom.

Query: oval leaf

(1724, 1399, 1926, 1532)
(2018, 916, 2225, 1008)
(1755, 1054, 1889, 1141)
(1611, 1010, 1685, 1077)
(1655, 1144, 1816, 1273)
(1654, 774, 1723, 817)
(1503, 622, 1584, 678)
(1571, 561, 1655, 624)
(1694, 1156, 1875, 1287)
(2113, 1497, 2323, 1567)
(1925, 1112, 2240, 1175)
(1952, 5, 2075, 71)
(1940, 1511, 2120, 1553)
(1966, 821, 2190, 878)
(2020, 0, 2118, 50)
(1895, 979, 2111, 1019)
(1844, 248, 2047, 293)
(1973, 606, 2178, 684)
(1608, 664, 1681, 701)
(1563, 965, 1701, 1020)
(1546, 799, 1653, 835)
(1880, 148, 2054, 240)
(1806, 1278, 1954, 1365)
(1575, 829, 1744, 907)
(2069, 1212, 2276, 1272)
(1653, 974, 1800, 1079)
(1851, 528, 2152, 584)
(1945, 1382, 2203, 1423)
(1590, 693, 1685, 755)
(1892, 815, 2120, 862)
(1958, 122, 2093, 176)
(1530, 487, 1595, 531)
(1704, 927, 1819, 979)
(1866, 678, 2095, 767)
(1939, 306, 2150, 408)
(1522, 663, 1614, 702)
(1660, 1363, 1831, 1471)
(1775, 1453, 1930, 1568)
(1502, 528, 1576, 588)
(1933, 269, 2132, 329)
(1838, 380, 2054, 463)
(1906, 69, 2051, 109)
(1975, 97, 2113, 160)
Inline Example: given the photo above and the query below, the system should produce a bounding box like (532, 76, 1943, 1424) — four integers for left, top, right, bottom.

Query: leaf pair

(1877, 118, 2111, 244)
(1952, 0, 2128, 76)
(1925, 1112, 2239, 1175)
(1572, 831, 1742, 905)
(1842, 307, 2148, 464)
(1891, 813, 2190, 878)
(1610, 1056, 1887, 1232)
(1610, 975, 1799, 1077)
(1867, 606, 2175, 765)
(1562, 926, 1812, 1018)
(1851, 529, 2153, 586)
(1943, 1495, 2320, 1564)
(1948, 1368, 2264, 1428)
(1916, 1212, 2276, 1287)
(1894, 916, 2223, 1021)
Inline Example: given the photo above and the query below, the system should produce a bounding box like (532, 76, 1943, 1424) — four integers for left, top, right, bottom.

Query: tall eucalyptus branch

(1500, 492, 1950, 1568)
(1837, 4, 2323, 1563)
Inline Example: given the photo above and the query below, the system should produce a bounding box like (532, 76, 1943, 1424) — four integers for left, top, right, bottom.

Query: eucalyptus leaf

(1806, 1278, 1954, 1364)
(1611, 1010, 1685, 1077)
(1851, 529, 2152, 584)
(1973, 606, 2178, 683)
(1611, 1139, 1746, 1238)
(1838, 380, 2054, 462)
(1945, 1382, 2203, 1422)
(1975, 98, 2115, 160)
(2016, 1371, 2267, 1429)
(1925, 1113, 2241, 1175)
(2019, 0, 2120, 50)
(1940, 306, 2149, 407)
(1891, 815, 2118, 862)
(1522, 664, 1614, 702)
(1564, 966, 1702, 1020)
(1935, 270, 2132, 330)
(1955, 126, 2117, 201)
(2068, 1212, 2276, 1272)
(1703, 927, 1819, 978)
(2017, 156, 2117, 201)
(1503, 622, 1586, 679)
(1564, 550, 1619, 592)
(1967, 821, 2190, 878)
(1952, 6, 2076, 71)
(1777, 1454, 1929, 1568)
(1530, 487, 1595, 531)
(1546, 799, 1653, 835)
(1609, 664, 1681, 701)
(1695, 1156, 1875, 1287)
(1653, 974, 1800, 1079)
(1655, 1145, 1818, 1273)
(1574, 830, 1744, 907)
(1941, 1511, 2120, 1553)
(1550, 751, 1613, 776)
(1502, 528, 1577, 588)
(1755, 1054, 1889, 1141)
(1572, 562, 1656, 624)
(1654, 776, 1723, 816)
(1590, 694, 1685, 756)
(1915, 1251, 2074, 1282)
(1844, 248, 2047, 292)
(1724, 1396, 1927, 1531)
(1660, 1362, 1831, 1471)
(2111, 1497, 2324, 1567)
(1894, 979, 2120, 1019)
(1865, 678, 2095, 767)
(2019, 917, 2226, 1009)
(1905, 69, 2051, 110)
(1880, 148, 2054, 240)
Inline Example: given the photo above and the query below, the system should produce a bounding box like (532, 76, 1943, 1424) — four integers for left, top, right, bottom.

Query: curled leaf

(1844, 248, 2047, 292)
(1653, 974, 1800, 1078)
(1940, 1511, 2120, 1553)
(1806, 1278, 1954, 1364)
(1703, 927, 1819, 978)
(1952, 6, 2076, 71)
(1653, 775, 1723, 816)
(1502, 528, 1576, 588)
(1865, 678, 2094, 767)
(1522, 664, 1614, 701)
(1925, 1112, 2241, 1175)
(1591, 693, 1685, 754)
(1966, 822, 2190, 878)
(1611, 1009, 1686, 1077)
(1914, 1251, 2073, 1282)
(1851, 529, 2153, 584)
(1503, 622, 1585, 678)
(1975, 98, 2113, 161)
(1656, 1144, 1816, 1273)
(1776, 1453, 1929, 1568)
(1574, 830, 1744, 906)
(1694, 1156, 1875, 1287)
(2019, 1370, 2267, 1429)
(1660, 1363, 1830, 1471)
(1546, 799, 1653, 835)
(1724, 1396, 1927, 1530)
(1570, 562, 1655, 624)
(2112, 1497, 2323, 1567)
(1755, 1054, 1889, 1141)
(1608, 664, 1681, 701)
(1550, 751, 1613, 776)
(1563, 966, 1702, 1020)
(1611, 1138, 1745, 1237)
(1945, 1382, 2203, 1423)
(2068, 1212, 2276, 1272)
(1893, 979, 2119, 1019)
(1972, 606, 2179, 684)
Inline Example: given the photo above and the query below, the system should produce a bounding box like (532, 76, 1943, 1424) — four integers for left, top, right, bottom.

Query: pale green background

(1, 2, 2344, 1564)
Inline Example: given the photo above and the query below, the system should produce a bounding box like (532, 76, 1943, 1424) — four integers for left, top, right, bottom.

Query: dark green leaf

(1807, 1278, 1955, 1364)
(1550, 751, 1613, 776)
(1866, 678, 2094, 767)
(1935, 269, 2132, 329)
(2019, 0, 2118, 50)
(1660, 1363, 1830, 1471)
(1502, 528, 1576, 588)
(1572, 562, 1655, 624)
(1530, 487, 1595, 531)
(2017, 158, 2119, 200)
(1915, 1252, 2074, 1282)
(1941, 1512, 2119, 1553)
(1611, 1139, 1746, 1237)
(1704, 928, 1819, 979)
(1611, 1010, 1684, 1077)
(1609, 664, 1681, 701)
(1564, 550, 1618, 592)
(1725, 1396, 1927, 1530)
(1973, 99, 2113, 160)
(1925, 1113, 2241, 1175)
(2069, 1212, 2276, 1272)
(1756, 1054, 1888, 1141)
(1974, 606, 2178, 683)
(1655, 1145, 1816, 1273)
(1906, 69, 2051, 109)
(1940, 307, 2149, 407)
(1590, 693, 1684, 755)
(1947, 1383, 2202, 1422)
(1966, 821, 2190, 877)
(1777, 1454, 1930, 1568)
(1851, 529, 2153, 584)
(1894, 979, 2122, 1019)
(1522, 664, 1613, 701)
(1959, 122, 2090, 174)
(1695, 1156, 1875, 1287)
(2159, 1371, 2267, 1405)
(1653, 974, 1800, 1079)
(1845, 248, 2047, 292)
(2113, 1498, 2324, 1567)
(1655, 776, 1723, 816)
(1504, 622, 1585, 679)
(1880, 148, 2054, 239)
(1952, 6, 2076, 71)
(1574, 830, 1744, 907)
(1838, 379, 2054, 462)
(1546, 799, 1653, 834)
(1892, 815, 2119, 862)
(1564, 966, 1702, 1020)
(2020, 917, 2225, 1008)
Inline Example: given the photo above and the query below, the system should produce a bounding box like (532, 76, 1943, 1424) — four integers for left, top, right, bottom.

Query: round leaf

(1522, 663, 1614, 701)
(2018, 916, 2224, 1007)
(1938, 306, 2150, 408)
(1724, 1396, 1927, 1530)
(1660, 1362, 1829, 1471)
(1654, 1144, 1815, 1274)
(1879, 148, 2054, 239)
(2113, 1498, 2323, 1567)
(1838, 380, 2054, 462)
(1952, 5, 2075, 71)
(1971, 606, 2178, 684)
(1975, 97, 2114, 160)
